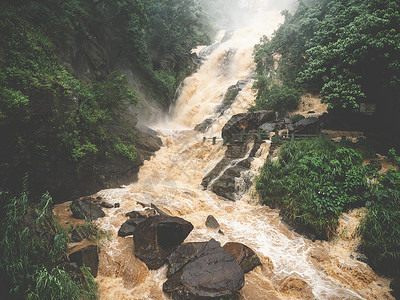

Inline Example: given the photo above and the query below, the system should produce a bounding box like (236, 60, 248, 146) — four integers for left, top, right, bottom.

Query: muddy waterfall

(85, 9, 393, 300)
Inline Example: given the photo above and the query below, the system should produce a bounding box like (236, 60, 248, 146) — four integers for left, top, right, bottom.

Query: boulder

(293, 117, 320, 134)
(221, 110, 276, 140)
(167, 242, 208, 277)
(101, 202, 114, 208)
(205, 215, 220, 229)
(119, 209, 157, 237)
(133, 215, 194, 269)
(68, 244, 100, 277)
(163, 239, 245, 299)
(223, 242, 261, 273)
(70, 197, 105, 221)
(118, 219, 139, 237)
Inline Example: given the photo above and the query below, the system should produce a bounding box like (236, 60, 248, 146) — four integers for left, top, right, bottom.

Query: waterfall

(92, 7, 392, 300)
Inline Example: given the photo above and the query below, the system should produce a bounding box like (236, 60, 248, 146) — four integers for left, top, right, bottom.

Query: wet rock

(101, 201, 114, 208)
(119, 210, 156, 237)
(167, 242, 208, 277)
(279, 277, 314, 299)
(68, 244, 100, 277)
(71, 225, 91, 242)
(194, 118, 214, 133)
(221, 110, 275, 140)
(70, 197, 105, 221)
(163, 239, 244, 299)
(293, 117, 320, 134)
(133, 215, 194, 269)
(223, 242, 261, 273)
(118, 219, 139, 237)
(126, 209, 156, 220)
(258, 122, 277, 132)
(205, 215, 220, 229)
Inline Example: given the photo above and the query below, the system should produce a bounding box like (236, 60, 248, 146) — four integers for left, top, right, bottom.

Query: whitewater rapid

(93, 8, 393, 300)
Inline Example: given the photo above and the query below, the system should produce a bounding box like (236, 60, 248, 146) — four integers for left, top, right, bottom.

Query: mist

(200, 0, 298, 30)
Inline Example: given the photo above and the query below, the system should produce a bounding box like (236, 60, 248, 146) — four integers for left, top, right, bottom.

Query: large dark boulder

(167, 242, 208, 277)
(133, 215, 194, 269)
(163, 239, 245, 299)
(221, 110, 276, 140)
(70, 197, 105, 221)
(68, 244, 100, 277)
(223, 242, 261, 273)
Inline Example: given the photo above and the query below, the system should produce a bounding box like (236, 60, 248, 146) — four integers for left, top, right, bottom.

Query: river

(94, 6, 392, 300)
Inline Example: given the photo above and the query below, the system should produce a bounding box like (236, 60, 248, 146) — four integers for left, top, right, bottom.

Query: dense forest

(252, 0, 400, 146)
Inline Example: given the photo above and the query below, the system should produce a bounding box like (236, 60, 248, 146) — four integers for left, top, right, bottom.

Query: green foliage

(256, 138, 367, 238)
(0, 182, 98, 299)
(250, 84, 301, 115)
(113, 140, 137, 163)
(253, 0, 400, 111)
(359, 167, 400, 276)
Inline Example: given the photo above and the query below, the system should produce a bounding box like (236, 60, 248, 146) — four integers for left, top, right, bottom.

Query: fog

(200, 0, 298, 30)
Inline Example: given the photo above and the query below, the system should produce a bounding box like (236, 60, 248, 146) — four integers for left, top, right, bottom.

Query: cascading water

(93, 5, 393, 300)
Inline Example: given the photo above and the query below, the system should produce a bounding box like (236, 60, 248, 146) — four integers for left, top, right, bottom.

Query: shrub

(250, 84, 301, 116)
(256, 138, 367, 239)
(359, 150, 400, 276)
(0, 180, 98, 299)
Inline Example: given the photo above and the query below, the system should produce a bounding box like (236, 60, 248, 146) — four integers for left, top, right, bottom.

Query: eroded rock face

(221, 110, 276, 140)
(70, 197, 105, 221)
(223, 242, 261, 273)
(133, 215, 193, 269)
(163, 239, 245, 300)
(293, 117, 320, 134)
(201, 141, 261, 201)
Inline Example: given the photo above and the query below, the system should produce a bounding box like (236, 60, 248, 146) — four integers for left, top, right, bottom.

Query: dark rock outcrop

(293, 117, 320, 134)
(194, 118, 214, 133)
(205, 215, 220, 229)
(223, 242, 261, 273)
(201, 141, 261, 201)
(118, 209, 153, 237)
(68, 244, 100, 277)
(133, 215, 194, 269)
(163, 239, 245, 299)
(70, 197, 105, 221)
(221, 110, 276, 140)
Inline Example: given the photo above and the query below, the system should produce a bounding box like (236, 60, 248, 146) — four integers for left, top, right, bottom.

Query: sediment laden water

(94, 9, 393, 300)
